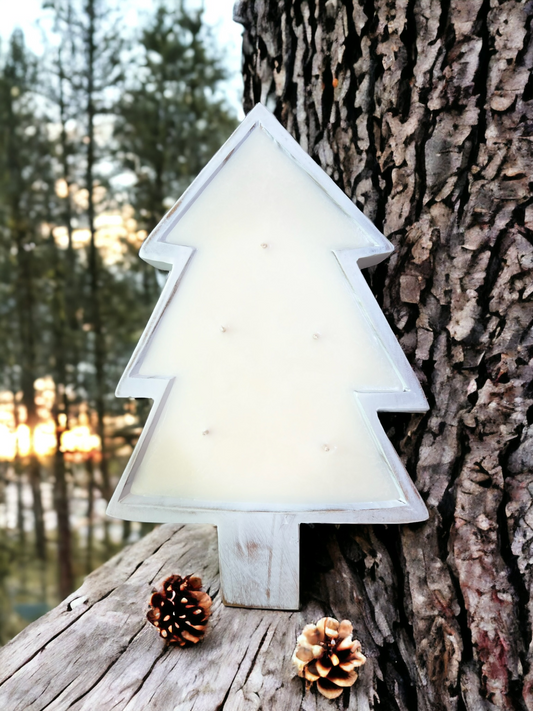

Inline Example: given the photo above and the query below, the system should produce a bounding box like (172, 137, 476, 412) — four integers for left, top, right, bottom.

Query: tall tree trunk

(13, 234, 46, 563)
(48, 231, 75, 600)
(85, 0, 110, 501)
(26, 457, 45, 562)
(85, 456, 94, 574)
(57, 29, 81, 363)
(12, 393, 26, 556)
(46, 12, 80, 600)
(14, 458, 25, 553)
(52, 423, 73, 600)
(236, 1, 533, 709)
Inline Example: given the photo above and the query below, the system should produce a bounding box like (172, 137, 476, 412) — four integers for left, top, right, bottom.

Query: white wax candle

(131, 126, 405, 505)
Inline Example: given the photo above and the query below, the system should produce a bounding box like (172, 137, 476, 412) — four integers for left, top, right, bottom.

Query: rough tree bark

(234, 1, 533, 709)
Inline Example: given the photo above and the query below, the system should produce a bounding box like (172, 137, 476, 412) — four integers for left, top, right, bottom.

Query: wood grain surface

(0, 522, 381, 710)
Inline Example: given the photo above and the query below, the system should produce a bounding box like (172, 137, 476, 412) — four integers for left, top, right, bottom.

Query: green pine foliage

(0, 30, 55, 405)
(115, 3, 238, 234)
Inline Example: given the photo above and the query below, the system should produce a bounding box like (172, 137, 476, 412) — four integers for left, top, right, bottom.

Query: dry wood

(234, 0, 533, 709)
(0, 522, 383, 710)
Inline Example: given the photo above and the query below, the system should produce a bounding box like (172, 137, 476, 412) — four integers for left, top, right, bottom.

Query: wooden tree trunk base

(0, 523, 380, 710)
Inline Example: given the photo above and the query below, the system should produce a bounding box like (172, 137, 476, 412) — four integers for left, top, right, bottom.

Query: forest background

(0, 0, 240, 644)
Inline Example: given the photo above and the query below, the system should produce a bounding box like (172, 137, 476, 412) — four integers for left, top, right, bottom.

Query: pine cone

(147, 574, 212, 646)
(292, 617, 366, 699)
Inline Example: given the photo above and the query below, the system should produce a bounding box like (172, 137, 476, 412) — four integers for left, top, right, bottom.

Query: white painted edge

(107, 103, 429, 527)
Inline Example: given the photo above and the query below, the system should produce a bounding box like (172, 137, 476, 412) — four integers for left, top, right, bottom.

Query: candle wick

(202, 430, 210, 436)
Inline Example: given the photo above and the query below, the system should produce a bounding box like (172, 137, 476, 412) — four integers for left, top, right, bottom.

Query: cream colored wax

(132, 127, 405, 506)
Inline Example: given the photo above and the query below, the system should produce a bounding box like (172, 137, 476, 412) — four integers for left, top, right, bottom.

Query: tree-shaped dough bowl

(107, 104, 429, 610)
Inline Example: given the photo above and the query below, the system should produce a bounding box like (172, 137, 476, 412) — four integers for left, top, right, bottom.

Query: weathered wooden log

(0, 522, 388, 710)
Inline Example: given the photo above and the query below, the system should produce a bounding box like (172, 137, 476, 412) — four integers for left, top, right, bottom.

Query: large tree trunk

(235, 1, 533, 709)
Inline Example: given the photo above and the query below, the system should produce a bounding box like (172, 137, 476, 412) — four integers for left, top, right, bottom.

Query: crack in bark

(63, 625, 148, 709)
(243, 625, 272, 686)
(0, 603, 94, 689)
(214, 648, 250, 711)
(113, 642, 170, 709)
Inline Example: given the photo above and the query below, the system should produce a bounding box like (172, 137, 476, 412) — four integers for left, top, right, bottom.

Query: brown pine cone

(147, 574, 212, 646)
(292, 617, 366, 699)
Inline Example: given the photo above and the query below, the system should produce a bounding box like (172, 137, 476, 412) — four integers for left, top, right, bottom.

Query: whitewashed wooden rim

(107, 103, 429, 525)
